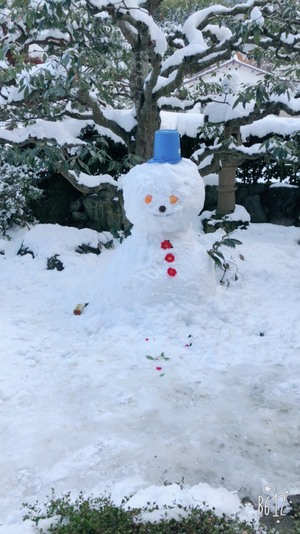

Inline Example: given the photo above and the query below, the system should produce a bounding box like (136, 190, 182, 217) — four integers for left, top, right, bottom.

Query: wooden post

(217, 125, 241, 216)
(217, 160, 237, 215)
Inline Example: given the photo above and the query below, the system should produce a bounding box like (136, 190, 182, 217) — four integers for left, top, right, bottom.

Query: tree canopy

(0, 0, 299, 194)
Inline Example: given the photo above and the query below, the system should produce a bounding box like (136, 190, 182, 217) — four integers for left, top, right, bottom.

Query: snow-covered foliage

(0, 0, 299, 190)
(0, 162, 42, 236)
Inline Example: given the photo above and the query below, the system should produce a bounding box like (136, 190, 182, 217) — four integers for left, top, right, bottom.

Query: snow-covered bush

(236, 158, 300, 184)
(0, 163, 43, 237)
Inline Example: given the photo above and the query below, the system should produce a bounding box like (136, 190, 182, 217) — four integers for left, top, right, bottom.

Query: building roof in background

(184, 53, 269, 88)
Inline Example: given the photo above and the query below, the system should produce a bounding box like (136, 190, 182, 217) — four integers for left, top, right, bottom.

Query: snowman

(99, 130, 215, 321)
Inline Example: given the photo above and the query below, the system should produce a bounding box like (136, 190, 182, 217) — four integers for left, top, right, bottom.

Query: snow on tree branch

(87, 0, 167, 56)
(60, 169, 119, 194)
(0, 0, 299, 183)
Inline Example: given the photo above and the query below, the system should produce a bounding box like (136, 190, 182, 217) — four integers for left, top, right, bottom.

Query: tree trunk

(134, 102, 160, 160)
(129, 50, 161, 160)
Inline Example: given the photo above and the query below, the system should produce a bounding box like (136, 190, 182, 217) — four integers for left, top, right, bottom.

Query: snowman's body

(103, 157, 215, 313)
(114, 227, 214, 308)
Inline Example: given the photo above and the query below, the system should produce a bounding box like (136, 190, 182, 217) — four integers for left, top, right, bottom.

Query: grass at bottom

(23, 490, 300, 533)
(23, 490, 258, 534)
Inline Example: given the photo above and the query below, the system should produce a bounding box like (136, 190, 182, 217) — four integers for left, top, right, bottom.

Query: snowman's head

(122, 158, 205, 234)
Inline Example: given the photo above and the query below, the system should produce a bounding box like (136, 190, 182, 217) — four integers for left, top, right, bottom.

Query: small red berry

(167, 267, 177, 277)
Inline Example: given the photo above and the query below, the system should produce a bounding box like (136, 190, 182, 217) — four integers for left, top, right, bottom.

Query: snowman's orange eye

(169, 195, 179, 205)
(144, 194, 153, 204)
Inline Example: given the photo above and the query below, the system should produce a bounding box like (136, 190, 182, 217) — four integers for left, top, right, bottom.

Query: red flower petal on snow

(161, 240, 173, 250)
(165, 253, 175, 263)
(167, 267, 177, 277)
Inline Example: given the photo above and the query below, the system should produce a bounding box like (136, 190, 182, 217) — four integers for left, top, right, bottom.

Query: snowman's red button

(167, 267, 177, 277)
(161, 240, 173, 249)
(165, 253, 175, 263)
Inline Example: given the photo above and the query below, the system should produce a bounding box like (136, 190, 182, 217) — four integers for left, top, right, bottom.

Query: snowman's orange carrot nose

(144, 194, 152, 204)
(169, 195, 178, 204)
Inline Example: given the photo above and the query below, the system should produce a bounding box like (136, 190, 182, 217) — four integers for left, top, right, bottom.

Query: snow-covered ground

(1, 221, 300, 532)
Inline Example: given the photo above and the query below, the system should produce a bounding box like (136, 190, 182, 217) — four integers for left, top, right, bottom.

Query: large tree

(0, 0, 299, 195)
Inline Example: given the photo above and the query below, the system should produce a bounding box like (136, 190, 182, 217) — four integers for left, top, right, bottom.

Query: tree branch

(57, 167, 116, 195)
(76, 90, 133, 146)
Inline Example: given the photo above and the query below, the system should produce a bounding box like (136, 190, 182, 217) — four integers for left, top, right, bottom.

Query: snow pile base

(1, 222, 300, 533)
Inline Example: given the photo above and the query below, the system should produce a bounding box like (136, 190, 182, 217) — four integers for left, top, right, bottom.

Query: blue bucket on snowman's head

(148, 130, 182, 164)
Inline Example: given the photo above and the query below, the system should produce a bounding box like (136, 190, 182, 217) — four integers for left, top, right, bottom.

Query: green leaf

(207, 251, 223, 270)
(78, 159, 91, 173)
(103, 240, 114, 249)
(211, 250, 225, 259)
(221, 238, 242, 248)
